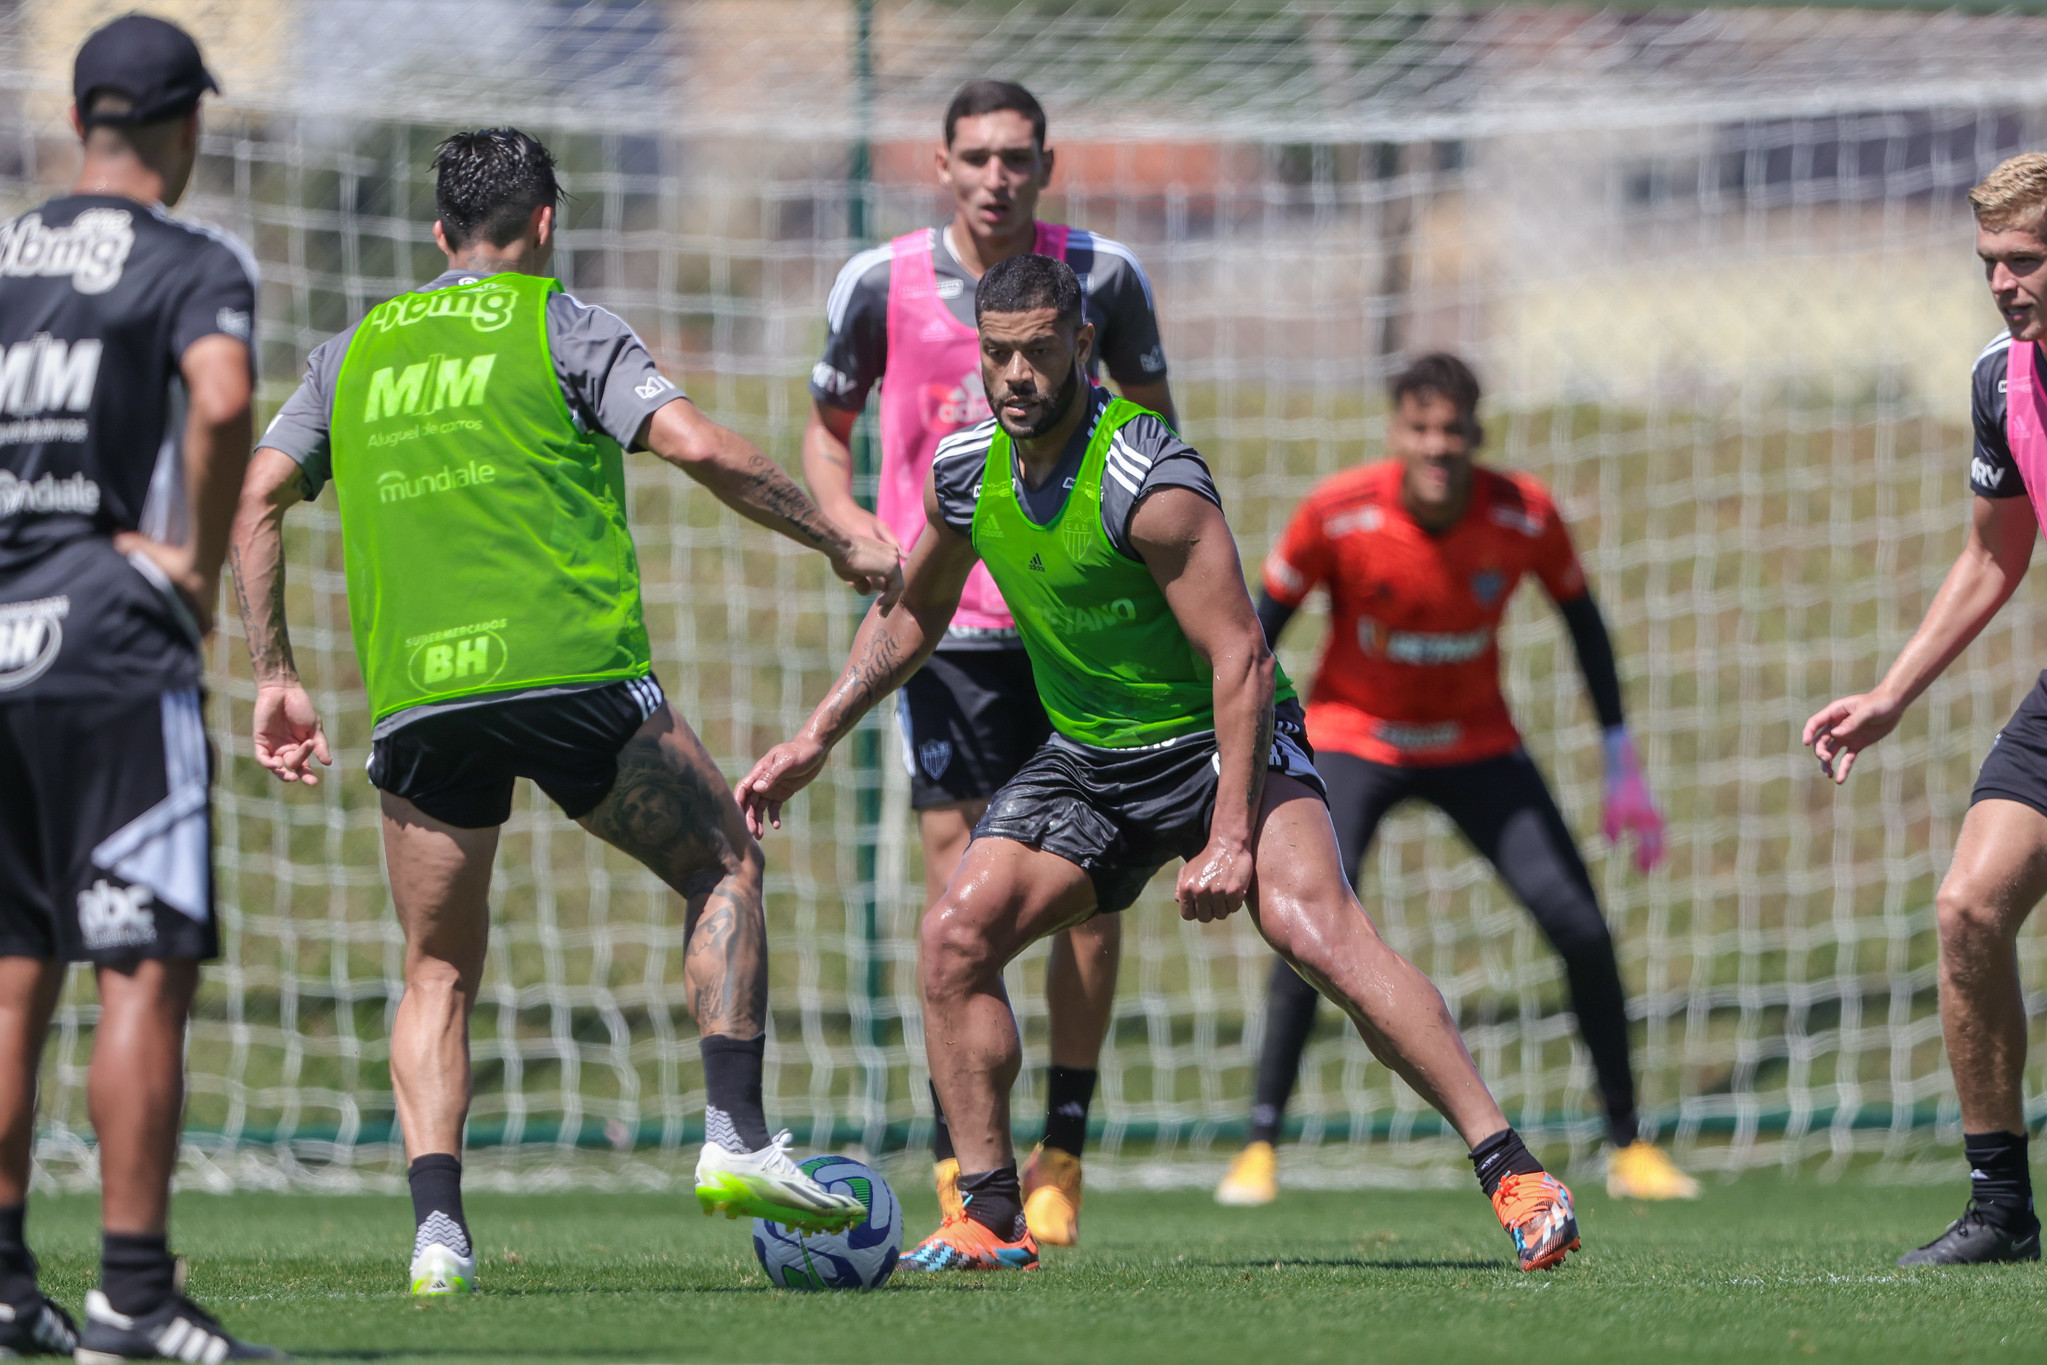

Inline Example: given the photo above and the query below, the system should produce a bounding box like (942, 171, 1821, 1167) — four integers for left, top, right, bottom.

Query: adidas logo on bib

(1028, 553, 1046, 572)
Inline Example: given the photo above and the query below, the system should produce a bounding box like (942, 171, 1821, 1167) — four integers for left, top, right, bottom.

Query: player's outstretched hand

(736, 736, 830, 838)
(1599, 726, 1666, 873)
(830, 532, 904, 614)
(253, 682, 332, 785)
(1802, 691, 1905, 786)
(1177, 836, 1253, 923)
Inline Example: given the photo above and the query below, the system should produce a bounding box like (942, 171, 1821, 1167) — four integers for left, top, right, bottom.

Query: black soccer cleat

(74, 1289, 284, 1363)
(1896, 1202, 2042, 1266)
(0, 1290, 77, 1356)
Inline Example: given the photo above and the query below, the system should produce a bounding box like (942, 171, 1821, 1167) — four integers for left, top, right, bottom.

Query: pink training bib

(2006, 336, 2047, 535)
(878, 222, 1071, 632)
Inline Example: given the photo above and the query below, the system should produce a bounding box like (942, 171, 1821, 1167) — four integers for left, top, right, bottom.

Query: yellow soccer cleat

(1021, 1143, 1083, 1247)
(1214, 1140, 1278, 1207)
(1606, 1140, 1701, 1200)
(935, 1156, 964, 1223)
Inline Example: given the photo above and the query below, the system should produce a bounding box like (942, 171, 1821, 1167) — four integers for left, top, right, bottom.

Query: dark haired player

(743, 256, 1580, 1274)
(234, 127, 896, 1295)
(804, 79, 1175, 1246)
(0, 14, 279, 1361)
(1807, 152, 2047, 1265)
(1214, 354, 1691, 1208)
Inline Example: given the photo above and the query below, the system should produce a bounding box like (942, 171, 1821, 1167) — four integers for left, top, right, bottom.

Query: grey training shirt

(929, 386, 1219, 559)
(260, 270, 686, 496)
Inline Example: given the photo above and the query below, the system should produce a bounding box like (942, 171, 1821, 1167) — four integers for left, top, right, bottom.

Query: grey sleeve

(258, 333, 347, 500)
(809, 247, 892, 412)
(547, 293, 686, 450)
(929, 430, 991, 536)
(1084, 236, 1168, 389)
(1101, 413, 1219, 559)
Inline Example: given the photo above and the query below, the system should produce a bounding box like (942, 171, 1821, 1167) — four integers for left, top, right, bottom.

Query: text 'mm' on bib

(330, 273, 651, 721)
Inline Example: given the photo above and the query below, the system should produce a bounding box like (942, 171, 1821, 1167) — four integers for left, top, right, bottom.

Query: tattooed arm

(231, 447, 332, 785)
(1131, 487, 1278, 924)
(735, 475, 981, 837)
(641, 399, 902, 609)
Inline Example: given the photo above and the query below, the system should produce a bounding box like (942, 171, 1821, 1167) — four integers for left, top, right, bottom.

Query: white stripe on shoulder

(933, 420, 998, 464)
(826, 242, 899, 333)
(1976, 330, 2015, 367)
(147, 204, 260, 290)
(1071, 229, 1155, 309)
(1103, 460, 1143, 496)
(1108, 431, 1155, 466)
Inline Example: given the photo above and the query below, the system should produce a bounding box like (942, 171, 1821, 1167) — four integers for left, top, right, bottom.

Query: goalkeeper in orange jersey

(1215, 353, 1695, 1207)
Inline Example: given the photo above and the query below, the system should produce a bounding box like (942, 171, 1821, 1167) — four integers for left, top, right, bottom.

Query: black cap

(73, 13, 219, 127)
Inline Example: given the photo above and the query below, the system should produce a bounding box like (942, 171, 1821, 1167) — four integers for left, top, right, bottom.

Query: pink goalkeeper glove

(1600, 726, 1665, 873)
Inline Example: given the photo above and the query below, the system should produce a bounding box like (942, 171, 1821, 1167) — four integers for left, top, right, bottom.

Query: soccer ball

(751, 1154, 901, 1290)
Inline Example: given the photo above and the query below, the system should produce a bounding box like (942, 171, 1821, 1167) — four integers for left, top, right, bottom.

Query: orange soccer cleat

(1021, 1143, 1084, 1247)
(898, 1213, 1041, 1273)
(934, 1157, 964, 1223)
(1491, 1171, 1581, 1271)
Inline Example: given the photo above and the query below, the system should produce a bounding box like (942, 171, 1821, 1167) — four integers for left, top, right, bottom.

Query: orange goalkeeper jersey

(1262, 460, 1588, 767)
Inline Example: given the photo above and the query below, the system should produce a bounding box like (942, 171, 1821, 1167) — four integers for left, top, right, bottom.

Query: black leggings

(1249, 749, 1638, 1148)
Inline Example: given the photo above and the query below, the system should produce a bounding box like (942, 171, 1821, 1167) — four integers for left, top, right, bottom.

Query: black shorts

(975, 699, 1324, 913)
(369, 676, 665, 829)
(0, 688, 218, 963)
(896, 646, 1052, 809)
(1973, 673, 2047, 818)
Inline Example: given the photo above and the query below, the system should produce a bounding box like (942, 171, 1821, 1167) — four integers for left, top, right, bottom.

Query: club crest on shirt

(1470, 569, 1506, 609)
(918, 739, 953, 780)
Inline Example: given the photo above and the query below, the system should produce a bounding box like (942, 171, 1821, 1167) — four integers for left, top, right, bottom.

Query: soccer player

(803, 79, 1175, 1245)
(232, 128, 895, 1295)
(1805, 152, 2047, 1266)
(740, 254, 1581, 1275)
(0, 15, 279, 1360)
(1213, 354, 1693, 1209)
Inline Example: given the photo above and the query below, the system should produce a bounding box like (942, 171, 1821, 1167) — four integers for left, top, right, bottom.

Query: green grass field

(14, 1171, 2041, 1363)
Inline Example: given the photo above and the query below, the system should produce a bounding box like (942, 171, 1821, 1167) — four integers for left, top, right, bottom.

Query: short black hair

(976, 253, 1083, 331)
(432, 128, 562, 250)
(945, 80, 1046, 148)
(1390, 352, 1484, 444)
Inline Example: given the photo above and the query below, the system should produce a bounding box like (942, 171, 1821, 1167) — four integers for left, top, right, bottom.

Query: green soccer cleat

(695, 1131, 866, 1233)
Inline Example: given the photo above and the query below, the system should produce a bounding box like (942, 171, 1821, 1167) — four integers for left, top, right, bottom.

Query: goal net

(3, 0, 2044, 1191)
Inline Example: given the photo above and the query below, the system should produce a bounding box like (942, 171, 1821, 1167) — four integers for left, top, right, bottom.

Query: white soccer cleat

(695, 1130, 866, 1233)
(409, 1237, 477, 1297)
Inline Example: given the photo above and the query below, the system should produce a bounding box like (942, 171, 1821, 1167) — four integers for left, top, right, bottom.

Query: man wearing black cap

(0, 14, 278, 1361)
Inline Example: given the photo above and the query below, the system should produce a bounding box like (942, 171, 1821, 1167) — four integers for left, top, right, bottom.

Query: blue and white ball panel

(752, 1154, 901, 1290)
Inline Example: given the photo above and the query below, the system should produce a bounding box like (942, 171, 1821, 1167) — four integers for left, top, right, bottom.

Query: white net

(4, 0, 2046, 1190)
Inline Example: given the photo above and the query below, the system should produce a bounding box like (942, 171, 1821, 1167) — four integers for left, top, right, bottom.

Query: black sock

(958, 1164, 1026, 1240)
(408, 1153, 471, 1258)
(1469, 1128, 1545, 1199)
(930, 1081, 955, 1163)
(701, 1033, 771, 1152)
(1250, 959, 1320, 1145)
(100, 1232, 175, 1317)
(1042, 1066, 1097, 1158)
(1608, 1110, 1640, 1149)
(0, 1204, 33, 1304)
(1965, 1130, 2035, 1231)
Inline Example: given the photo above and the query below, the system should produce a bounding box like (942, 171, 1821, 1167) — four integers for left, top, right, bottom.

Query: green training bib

(330, 272, 651, 721)
(971, 396, 1293, 748)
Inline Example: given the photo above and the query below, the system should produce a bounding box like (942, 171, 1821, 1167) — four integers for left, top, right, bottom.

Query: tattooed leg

(580, 705, 768, 1038)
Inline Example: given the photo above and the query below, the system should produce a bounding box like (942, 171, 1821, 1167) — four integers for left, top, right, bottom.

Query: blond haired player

(1806, 152, 2047, 1265)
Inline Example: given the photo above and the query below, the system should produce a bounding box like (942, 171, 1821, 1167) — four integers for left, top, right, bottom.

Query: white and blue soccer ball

(751, 1154, 901, 1290)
